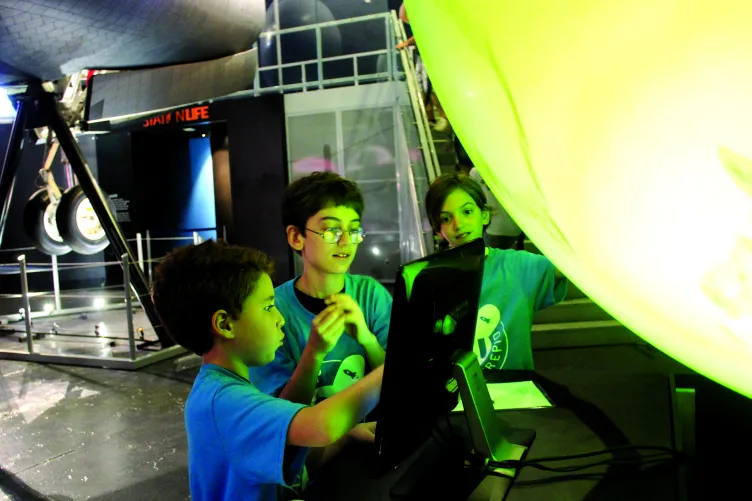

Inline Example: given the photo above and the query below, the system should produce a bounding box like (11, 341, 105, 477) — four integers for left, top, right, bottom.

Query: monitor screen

(374, 238, 486, 472)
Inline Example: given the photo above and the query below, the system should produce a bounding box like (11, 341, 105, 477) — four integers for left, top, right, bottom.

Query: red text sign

(142, 105, 210, 128)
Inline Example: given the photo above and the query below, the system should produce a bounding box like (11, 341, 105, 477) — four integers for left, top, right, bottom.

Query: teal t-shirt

(250, 274, 392, 400)
(474, 248, 567, 370)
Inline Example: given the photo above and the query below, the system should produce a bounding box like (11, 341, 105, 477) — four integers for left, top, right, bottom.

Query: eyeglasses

(305, 227, 366, 245)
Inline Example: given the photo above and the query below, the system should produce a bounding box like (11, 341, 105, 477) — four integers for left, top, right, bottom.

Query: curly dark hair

(282, 171, 364, 231)
(425, 173, 489, 234)
(150, 240, 275, 355)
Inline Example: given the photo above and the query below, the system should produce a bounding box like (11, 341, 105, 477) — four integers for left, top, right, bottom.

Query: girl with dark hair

(425, 173, 568, 370)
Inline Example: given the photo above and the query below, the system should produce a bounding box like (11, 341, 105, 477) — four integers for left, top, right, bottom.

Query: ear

(211, 310, 235, 340)
(481, 205, 491, 226)
(286, 225, 305, 252)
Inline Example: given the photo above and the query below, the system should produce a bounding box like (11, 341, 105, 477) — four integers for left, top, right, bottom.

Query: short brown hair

(282, 171, 364, 231)
(150, 240, 274, 355)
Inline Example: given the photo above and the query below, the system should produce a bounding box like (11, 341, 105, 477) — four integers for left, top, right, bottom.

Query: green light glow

(406, 0, 752, 397)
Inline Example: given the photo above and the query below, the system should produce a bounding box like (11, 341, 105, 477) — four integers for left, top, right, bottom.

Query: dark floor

(0, 342, 703, 501)
(0, 357, 194, 501)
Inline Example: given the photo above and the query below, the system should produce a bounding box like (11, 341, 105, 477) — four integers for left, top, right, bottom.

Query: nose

(337, 231, 351, 247)
(275, 309, 285, 328)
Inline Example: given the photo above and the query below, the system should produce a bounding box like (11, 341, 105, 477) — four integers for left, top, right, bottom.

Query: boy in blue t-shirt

(250, 172, 392, 404)
(151, 240, 384, 501)
(425, 173, 568, 370)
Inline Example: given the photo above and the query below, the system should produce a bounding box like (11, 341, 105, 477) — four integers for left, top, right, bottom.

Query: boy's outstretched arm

(287, 365, 383, 448)
(306, 422, 376, 474)
(279, 305, 346, 405)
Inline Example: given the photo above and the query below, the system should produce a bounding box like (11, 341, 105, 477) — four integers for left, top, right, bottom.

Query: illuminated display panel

(406, 0, 752, 397)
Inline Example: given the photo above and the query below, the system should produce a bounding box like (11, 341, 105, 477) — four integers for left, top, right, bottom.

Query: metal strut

(0, 82, 174, 349)
(0, 95, 29, 246)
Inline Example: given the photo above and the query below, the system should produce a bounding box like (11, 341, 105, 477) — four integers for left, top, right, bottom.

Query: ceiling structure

(0, 0, 266, 85)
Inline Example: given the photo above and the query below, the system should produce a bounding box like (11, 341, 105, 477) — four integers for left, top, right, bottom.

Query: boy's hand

(308, 305, 346, 356)
(348, 422, 377, 443)
(325, 293, 373, 346)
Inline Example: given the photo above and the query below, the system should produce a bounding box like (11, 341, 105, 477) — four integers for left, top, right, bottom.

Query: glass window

(287, 112, 338, 181)
(342, 107, 395, 182)
(349, 232, 401, 281)
(359, 180, 398, 234)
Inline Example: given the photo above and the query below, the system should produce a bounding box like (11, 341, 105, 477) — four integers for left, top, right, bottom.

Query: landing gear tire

(56, 185, 110, 255)
(23, 189, 72, 256)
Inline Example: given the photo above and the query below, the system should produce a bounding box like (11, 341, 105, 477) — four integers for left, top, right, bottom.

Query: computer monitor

(374, 237, 486, 473)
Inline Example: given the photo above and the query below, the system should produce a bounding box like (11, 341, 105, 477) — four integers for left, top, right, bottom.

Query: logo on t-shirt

(317, 354, 365, 399)
(474, 304, 509, 369)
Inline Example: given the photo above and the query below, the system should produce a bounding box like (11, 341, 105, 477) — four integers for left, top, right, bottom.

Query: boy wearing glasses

(250, 172, 392, 405)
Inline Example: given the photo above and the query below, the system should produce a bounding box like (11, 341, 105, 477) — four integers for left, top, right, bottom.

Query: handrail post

(136, 232, 144, 272)
(390, 10, 441, 182)
(123, 253, 136, 360)
(316, 27, 324, 89)
(274, 0, 282, 89)
(146, 229, 153, 283)
(18, 254, 33, 353)
(385, 16, 394, 80)
(51, 254, 61, 311)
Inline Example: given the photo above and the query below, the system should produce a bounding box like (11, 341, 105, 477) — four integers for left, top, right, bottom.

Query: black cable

(431, 413, 684, 487)
(522, 454, 676, 474)
(490, 455, 680, 487)
(431, 414, 683, 472)
(488, 444, 682, 468)
(515, 472, 609, 487)
(438, 412, 682, 469)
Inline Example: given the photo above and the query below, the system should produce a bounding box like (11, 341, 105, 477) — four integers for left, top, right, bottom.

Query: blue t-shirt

(186, 365, 309, 501)
(474, 248, 567, 370)
(250, 274, 392, 400)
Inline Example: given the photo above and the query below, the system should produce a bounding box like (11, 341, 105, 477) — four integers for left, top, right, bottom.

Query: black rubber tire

(55, 185, 110, 255)
(22, 189, 72, 256)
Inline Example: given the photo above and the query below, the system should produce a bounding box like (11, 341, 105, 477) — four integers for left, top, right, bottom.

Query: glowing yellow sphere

(406, 0, 752, 397)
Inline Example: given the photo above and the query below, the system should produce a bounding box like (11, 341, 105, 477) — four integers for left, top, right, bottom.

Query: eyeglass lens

(324, 228, 365, 244)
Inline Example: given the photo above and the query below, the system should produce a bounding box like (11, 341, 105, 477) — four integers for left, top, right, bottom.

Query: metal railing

(250, 13, 402, 95)
(0, 229, 212, 306)
(0, 228, 223, 368)
(389, 10, 441, 184)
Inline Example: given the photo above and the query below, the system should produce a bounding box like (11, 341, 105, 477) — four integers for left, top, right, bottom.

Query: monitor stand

(387, 351, 534, 500)
(453, 350, 531, 475)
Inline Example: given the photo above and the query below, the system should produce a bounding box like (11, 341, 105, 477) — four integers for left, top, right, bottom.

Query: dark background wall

(217, 94, 291, 282)
(0, 92, 290, 296)
(94, 93, 290, 282)
(92, 93, 290, 283)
